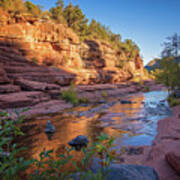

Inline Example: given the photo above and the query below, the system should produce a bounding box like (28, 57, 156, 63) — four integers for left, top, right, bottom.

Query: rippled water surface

(20, 91, 171, 159)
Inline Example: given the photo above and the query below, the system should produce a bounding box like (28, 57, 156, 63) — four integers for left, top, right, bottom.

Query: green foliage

(167, 96, 180, 107)
(0, 112, 118, 180)
(0, 111, 34, 180)
(61, 83, 79, 105)
(25, 1, 43, 17)
(161, 33, 180, 58)
(49, 0, 66, 24)
(88, 19, 112, 41)
(72, 133, 117, 180)
(61, 84, 90, 105)
(79, 97, 89, 104)
(102, 91, 107, 98)
(132, 76, 143, 86)
(63, 3, 89, 37)
(144, 86, 150, 92)
(0, 0, 141, 59)
(155, 57, 180, 91)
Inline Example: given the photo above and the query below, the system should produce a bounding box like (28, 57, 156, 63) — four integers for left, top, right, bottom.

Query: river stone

(71, 164, 159, 180)
(68, 135, 89, 150)
(45, 120, 55, 133)
(120, 100, 132, 104)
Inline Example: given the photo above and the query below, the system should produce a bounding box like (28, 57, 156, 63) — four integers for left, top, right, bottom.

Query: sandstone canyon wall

(0, 12, 146, 110)
(0, 12, 145, 86)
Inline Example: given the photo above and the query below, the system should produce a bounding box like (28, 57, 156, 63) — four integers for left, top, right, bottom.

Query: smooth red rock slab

(23, 100, 73, 118)
(0, 67, 10, 84)
(15, 78, 60, 91)
(0, 91, 50, 108)
(166, 152, 180, 176)
(0, 84, 21, 93)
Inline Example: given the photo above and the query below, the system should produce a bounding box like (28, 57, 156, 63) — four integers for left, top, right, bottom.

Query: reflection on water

(19, 91, 171, 160)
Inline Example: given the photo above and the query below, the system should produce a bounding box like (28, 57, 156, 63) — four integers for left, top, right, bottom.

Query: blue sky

(30, 0, 180, 65)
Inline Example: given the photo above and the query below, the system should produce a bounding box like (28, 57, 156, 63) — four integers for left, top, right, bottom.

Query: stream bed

(19, 90, 171, 160)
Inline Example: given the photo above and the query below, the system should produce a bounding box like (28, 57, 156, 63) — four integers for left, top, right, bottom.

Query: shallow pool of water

(19, 90, 171, 159)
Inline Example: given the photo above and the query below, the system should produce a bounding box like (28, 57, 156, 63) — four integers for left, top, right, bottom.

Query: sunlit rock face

(0, 11, 145, 85)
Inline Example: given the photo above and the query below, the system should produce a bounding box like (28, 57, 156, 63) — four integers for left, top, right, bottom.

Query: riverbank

(119, 103, 180, 180)
(0, 81, 164, 119)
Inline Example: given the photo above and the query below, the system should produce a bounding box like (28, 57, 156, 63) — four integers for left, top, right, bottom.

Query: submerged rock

(45, 120, 55, 133)
(68, 135, 89, 151)
(120, 100, 132, 104)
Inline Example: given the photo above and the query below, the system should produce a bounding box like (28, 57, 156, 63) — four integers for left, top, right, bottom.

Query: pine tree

(25, 1, 43, 17)
(49, 0, 66, 23)
(63, 3, 88, 37)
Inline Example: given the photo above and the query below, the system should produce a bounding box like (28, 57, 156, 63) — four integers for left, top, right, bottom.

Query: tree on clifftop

(49, 0, 66, 23)
(25, 1, 43, 17)
(63, 3, 89, 38)
(161, 33, 180, 57)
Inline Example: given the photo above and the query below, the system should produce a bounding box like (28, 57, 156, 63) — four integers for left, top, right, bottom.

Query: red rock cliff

(0, 12, 145, 85)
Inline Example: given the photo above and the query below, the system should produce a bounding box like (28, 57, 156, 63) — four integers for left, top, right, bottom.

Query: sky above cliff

(30, 0, 180, 65)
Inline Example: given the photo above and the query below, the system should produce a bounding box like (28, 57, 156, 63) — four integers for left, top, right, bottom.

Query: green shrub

(61, 83, 79, 105)
(102, 91, 107, 98)
(79, 97, 89, 104)
(144, 86, 150, 92)
(31, 57, 38, 64)
(0, 111, 34, 180)
(0, 111, 118, 179)
(167, 96, 180, 107)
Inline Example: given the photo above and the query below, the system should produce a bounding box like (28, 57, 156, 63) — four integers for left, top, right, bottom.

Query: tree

(63, 3, 89, 37)
(161, 33, 180, 57)
(49, 0, 64, 22)
(155, 57, 180, 91)
(25, 1, 43, 17)
(88, 19, 111, 41)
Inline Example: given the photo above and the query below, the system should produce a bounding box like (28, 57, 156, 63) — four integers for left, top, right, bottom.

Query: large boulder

(166, 152, 180, 175)
(105, 165, 159, 180)
(68, 135, 89, 151)
(72, 164, 159, 180)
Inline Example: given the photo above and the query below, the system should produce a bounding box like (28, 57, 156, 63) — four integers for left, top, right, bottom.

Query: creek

(19, 90, 171, 160)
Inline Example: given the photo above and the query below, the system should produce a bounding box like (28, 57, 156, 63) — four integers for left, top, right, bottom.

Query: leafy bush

(144, 86, 150, 92)
(102, 91, 107, 98)
(79, 97, 89, 104)
(155, 57, 180, 91)
(0, 111, 119, 179)
(61, 83, 79, 105)
(0, 111, 34, 180)
(167, 96, 180, 107)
